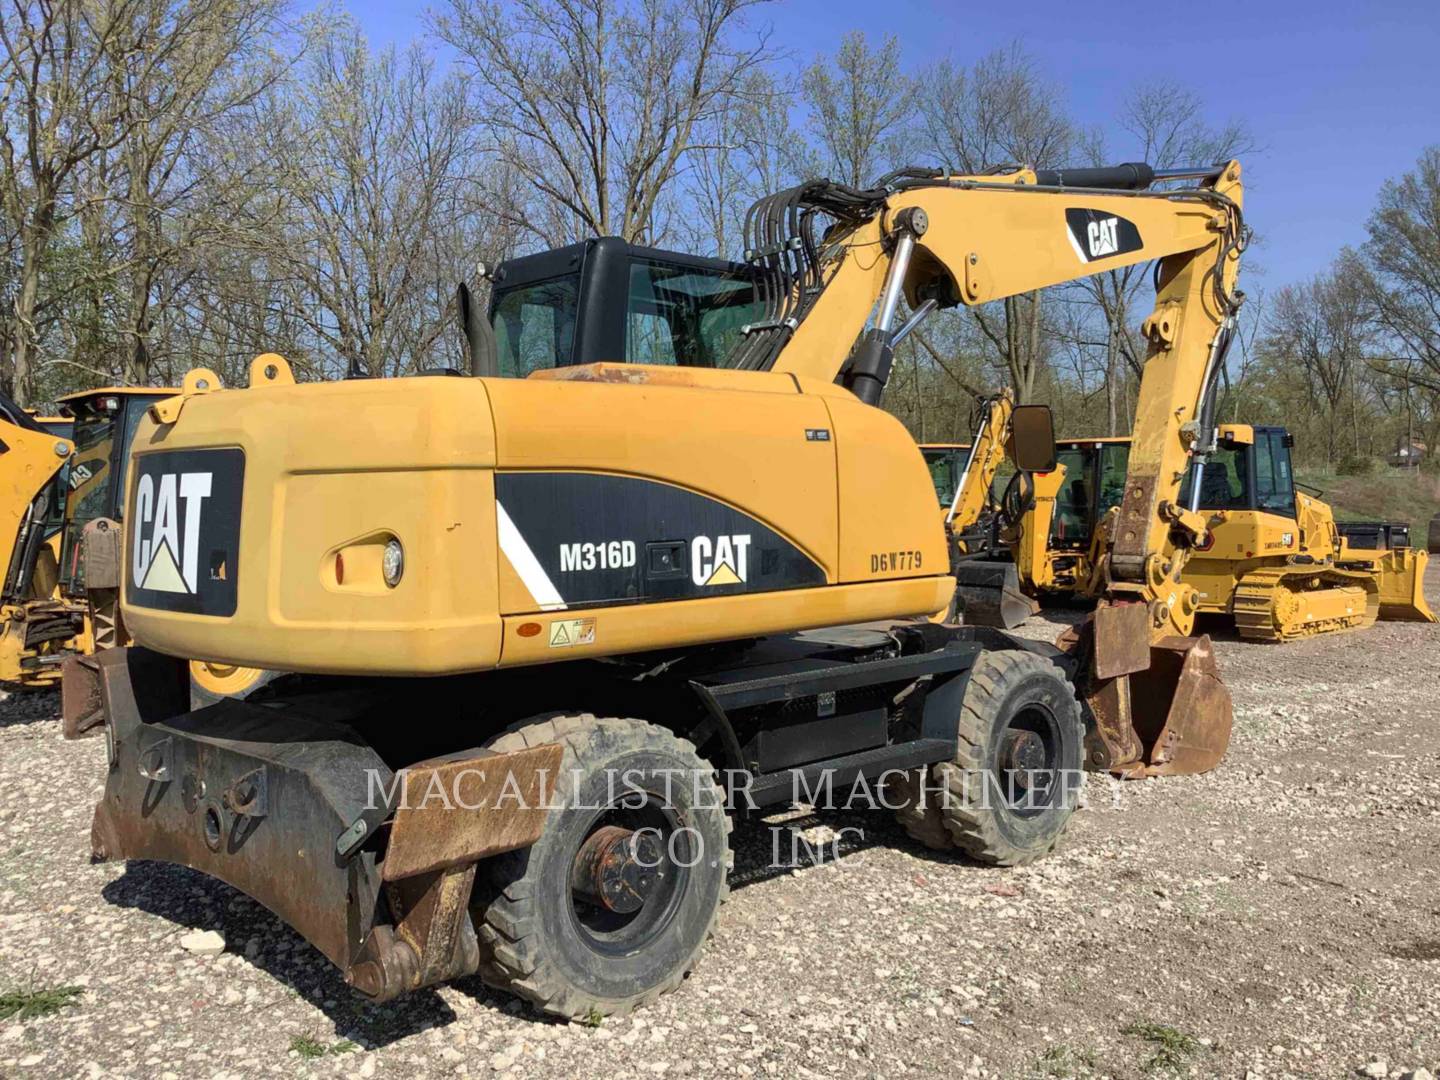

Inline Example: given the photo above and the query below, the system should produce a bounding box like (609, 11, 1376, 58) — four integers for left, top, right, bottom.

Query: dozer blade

(952, 559, 1038, 629)
(1071, 604, 1233, 779)
(1373, 548, 1437, 623)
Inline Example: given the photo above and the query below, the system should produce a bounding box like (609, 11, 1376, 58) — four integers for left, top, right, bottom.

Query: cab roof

(56, 386, 179, 404)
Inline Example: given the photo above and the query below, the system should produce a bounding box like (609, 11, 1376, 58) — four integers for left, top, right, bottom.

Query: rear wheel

(188, 660, 274, 709)
(891, 649, 1082, 866)
(472, 715, 731, 1018)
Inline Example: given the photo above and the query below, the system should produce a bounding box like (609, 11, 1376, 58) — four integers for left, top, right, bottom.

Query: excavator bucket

(1068, 603, 1233, 779)
(952, 559, 1038, 629)
(1373, 548, 1437, 623)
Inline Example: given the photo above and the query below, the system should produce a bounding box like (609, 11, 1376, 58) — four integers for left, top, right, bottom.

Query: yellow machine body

(121, 360, 952, 676)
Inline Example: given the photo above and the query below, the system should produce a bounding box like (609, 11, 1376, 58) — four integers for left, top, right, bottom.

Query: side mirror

(457, 282, 499, 378)
(1008, 404, 1056, 473)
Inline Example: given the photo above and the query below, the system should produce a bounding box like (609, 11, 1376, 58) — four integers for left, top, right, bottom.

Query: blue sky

(349, 0, 1440, 294)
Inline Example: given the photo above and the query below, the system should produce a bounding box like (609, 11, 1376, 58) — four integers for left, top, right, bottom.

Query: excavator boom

(740, 161, 1246, 776)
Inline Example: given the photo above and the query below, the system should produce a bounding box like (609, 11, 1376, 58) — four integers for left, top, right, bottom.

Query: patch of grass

(290, 1035, 328, 1060)
(289, 1034, 357, 1059)
(579, 1007, 605, 1028)
(1037, 1043, 1098, 1077)
(1296, 468, 1440, 528)
(1122, 1021, 1201, 1073)
(0, 984, 82, 1021)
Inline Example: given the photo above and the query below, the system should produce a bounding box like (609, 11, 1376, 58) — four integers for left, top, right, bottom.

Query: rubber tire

(471, 714, 731, 1019)
(891, 649, 1083, 866)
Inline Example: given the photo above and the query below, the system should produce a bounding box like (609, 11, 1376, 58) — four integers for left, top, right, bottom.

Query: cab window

(1097, 443, 1130, 516)
(1050, 447, 1092, 546)
(491, 274, 581, 376)
(1253, 429, 1296, 515)
(922, 448, 963, 507)
(625, 260, 761, 367)
(1181, 444, 1248, 509)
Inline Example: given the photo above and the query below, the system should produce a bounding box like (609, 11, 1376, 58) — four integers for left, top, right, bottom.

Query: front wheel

(471, 715, 731, 1018)
(892, 649, 1083, 866)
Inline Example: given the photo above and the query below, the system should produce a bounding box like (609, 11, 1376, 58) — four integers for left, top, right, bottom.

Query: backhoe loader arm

(943, 392, 1013, 534)
(760, 161, 1246, 638)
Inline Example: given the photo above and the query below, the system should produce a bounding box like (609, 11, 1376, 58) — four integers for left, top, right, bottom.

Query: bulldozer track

(1231, 565, 1378, 642)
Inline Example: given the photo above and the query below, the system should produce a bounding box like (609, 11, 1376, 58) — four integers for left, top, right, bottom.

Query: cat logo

(692, 534, 750, 587)
(1086, 216, 1119, 258)
(1065, 208, 1142, 264)
(132, 472, 213, 594)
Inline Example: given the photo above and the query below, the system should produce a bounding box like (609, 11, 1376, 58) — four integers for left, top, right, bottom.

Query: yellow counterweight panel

(122, 376, 506, 675)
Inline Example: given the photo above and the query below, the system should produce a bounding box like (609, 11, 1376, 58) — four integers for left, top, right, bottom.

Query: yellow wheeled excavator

(76, 158, 1245, 1018)
(1012, 427, 1435, 640)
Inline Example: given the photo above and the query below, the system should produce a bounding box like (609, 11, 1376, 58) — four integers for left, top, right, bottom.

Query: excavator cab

(486, 237, 762, 375)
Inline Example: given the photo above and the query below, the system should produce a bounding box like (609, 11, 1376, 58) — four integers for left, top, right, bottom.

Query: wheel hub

(570, 825, 663, 914)
(1000, 729, 1047, 780)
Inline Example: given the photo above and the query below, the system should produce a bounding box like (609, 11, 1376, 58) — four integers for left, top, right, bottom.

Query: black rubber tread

(886, 768, 953, 850)
(471, 713, 731, 1019)
(933, 649, 1083, 866)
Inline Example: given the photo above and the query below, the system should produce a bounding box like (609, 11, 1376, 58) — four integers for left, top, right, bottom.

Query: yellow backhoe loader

(1015, 427, 1435, 640)
(75, 158, 1244, 1017)
(2, 393, 76, 687)
(922, 391, 1045, 627)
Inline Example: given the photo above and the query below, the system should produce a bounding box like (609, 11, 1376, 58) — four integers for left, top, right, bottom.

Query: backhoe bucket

(1072, 604, 1233, 779)
(1373, 548, 1437, 623)
(952, 559, 1037, 629)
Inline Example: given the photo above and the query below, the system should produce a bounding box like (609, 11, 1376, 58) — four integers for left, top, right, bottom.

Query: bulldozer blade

(1373, 548, 1437, 623)
(1076, 608, 1233, 778)
(952, 559, 1037, 629)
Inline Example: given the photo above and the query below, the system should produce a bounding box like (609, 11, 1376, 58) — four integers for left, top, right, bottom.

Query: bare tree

(1074, 79, 1255, 432)
(1364, 146, 1440, 382)
(0, 0, 143, 402)
(434, 0, 771, 247)
(801, 31, 911, 188)
(916, 44, 1071, 403)
(264, 22, 506, 379)
(107, 0, 288, 386)
(1263, 252, 1373, 467)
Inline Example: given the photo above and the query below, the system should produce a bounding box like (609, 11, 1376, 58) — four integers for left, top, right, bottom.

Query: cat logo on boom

(132, 472, 212, 594)
(1064, 208, 1143, 264)
(692, 534, 750, 587)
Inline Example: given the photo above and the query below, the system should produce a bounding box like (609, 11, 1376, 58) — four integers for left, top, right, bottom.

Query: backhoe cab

(79, 158, 1245, 1017)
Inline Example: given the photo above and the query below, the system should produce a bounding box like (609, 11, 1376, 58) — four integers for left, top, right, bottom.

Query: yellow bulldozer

(1008, 426, 1435, 640)
(75, 158, 1245, 1017)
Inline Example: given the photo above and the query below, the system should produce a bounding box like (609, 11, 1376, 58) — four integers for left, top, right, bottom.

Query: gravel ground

(2, 571, 1438, 1079)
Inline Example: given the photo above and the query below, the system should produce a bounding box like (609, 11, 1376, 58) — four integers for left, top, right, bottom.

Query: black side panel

(495, 471, 825, 607)
(126, 448, 244, 616)
(1064, 208, 1143, 263)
